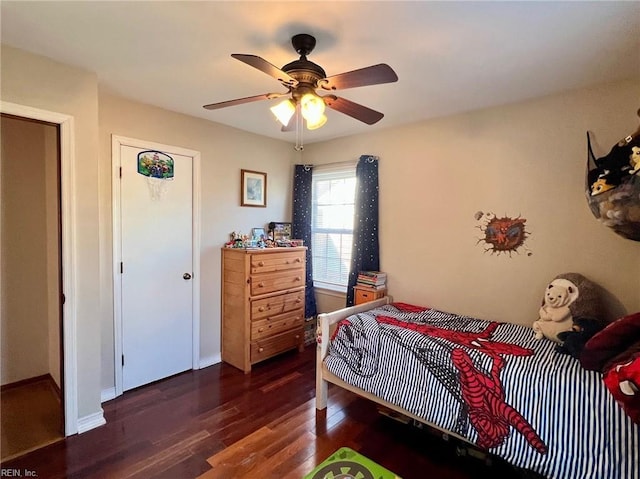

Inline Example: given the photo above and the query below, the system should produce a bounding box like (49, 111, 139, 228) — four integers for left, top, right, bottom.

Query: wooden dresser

(221, 246, 307, 373)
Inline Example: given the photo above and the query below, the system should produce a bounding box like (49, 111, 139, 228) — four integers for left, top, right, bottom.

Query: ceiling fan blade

(203, 92, 286, 110)
(323, 95, 384, 125)
(231, 54, 298, 87)
(319, 64, 398, 91)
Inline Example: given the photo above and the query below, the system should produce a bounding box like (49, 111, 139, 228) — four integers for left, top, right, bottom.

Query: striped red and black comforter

(324, 302, 639, 479)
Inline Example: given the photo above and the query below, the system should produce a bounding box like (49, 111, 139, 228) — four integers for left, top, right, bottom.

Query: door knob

(183, 273, 192, 280)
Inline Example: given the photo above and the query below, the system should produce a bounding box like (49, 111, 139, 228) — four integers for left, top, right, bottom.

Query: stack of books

(357, 271, 387, 289)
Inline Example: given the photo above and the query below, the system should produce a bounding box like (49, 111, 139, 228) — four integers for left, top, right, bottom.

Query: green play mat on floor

(303, 447, 401, 479)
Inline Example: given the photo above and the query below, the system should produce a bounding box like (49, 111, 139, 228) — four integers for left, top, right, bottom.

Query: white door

(119, 144, 194, 391)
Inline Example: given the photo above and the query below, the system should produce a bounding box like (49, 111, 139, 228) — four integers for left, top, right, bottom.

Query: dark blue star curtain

(346, 155, 380, 306)
(292, 164, 317, 318)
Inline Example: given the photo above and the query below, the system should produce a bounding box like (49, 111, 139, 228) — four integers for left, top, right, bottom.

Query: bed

(315, 298, 640, 479)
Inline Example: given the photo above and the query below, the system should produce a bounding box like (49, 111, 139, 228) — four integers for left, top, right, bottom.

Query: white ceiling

(2, 1, 639, 145)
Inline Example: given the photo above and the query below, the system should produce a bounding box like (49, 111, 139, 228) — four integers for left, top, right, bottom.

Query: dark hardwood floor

(1, 375, 63, 461)
(1, 347, 536, 479)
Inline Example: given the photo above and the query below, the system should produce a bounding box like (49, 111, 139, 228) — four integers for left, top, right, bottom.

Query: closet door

(118, 143, 193, 391)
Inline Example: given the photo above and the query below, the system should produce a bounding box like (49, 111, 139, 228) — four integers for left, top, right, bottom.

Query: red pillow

(580, 312, 640, 372)
(603, 354, 640, 424)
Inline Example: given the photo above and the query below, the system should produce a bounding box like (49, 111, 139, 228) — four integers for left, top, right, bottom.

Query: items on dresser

(221, 247, 307, 373)
(268, 221, 292, 241)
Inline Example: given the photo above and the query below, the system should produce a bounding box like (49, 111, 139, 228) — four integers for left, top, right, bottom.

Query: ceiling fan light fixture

(203, 34, 398, 133)
(270, 99, 296, 126)
(306, 113, 327, 130)
(300, 92, 326, 125)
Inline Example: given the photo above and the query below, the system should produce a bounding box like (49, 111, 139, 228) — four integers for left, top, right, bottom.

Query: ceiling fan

(203, 33, 398, 131)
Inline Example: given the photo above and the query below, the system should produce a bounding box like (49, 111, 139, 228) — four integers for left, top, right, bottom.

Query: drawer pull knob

(295, 258, 301, 263)
(258, 306, 265, 312)
(258, 282, 265, 288)
(295, 277, 301, 281)
(258, 261, 264, 267)
(258, 347, 264, 353)
(296, 298, 302, 303)
(295, 335, 300, 339)
(258, 327, 264, 332)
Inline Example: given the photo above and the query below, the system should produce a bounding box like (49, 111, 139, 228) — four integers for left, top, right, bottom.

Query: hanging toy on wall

(586, 109, 640, 241)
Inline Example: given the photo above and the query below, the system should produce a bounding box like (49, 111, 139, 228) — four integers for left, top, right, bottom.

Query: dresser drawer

(250, 270, 304, 296)
(251, 329, 302, 363)
(251, 290, 304, 320)
(250, 251, 305, 274)
(251, 309, 304, 340)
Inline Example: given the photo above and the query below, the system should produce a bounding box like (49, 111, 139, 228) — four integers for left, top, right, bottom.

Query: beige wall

(98, 90, 297, 392)
(1, 45, 101, 418)
(1, 115, 59, 385)
(315, 289, 347, 315)
(305, 78, 640, 326)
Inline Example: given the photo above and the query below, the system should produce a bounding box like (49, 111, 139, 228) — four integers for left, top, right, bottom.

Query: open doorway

(1, 113, 64, 460)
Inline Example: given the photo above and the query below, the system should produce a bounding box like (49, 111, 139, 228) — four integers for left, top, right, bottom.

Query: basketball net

(146, 176, 172, 201)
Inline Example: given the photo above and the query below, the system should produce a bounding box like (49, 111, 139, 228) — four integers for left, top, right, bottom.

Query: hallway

(1, 375, 63, 462)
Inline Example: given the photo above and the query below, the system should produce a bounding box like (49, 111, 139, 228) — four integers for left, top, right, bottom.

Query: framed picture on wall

(241, 169, 267, 207)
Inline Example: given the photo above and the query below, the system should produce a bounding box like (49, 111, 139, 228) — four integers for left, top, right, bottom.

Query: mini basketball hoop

(137, 150, 175, 201)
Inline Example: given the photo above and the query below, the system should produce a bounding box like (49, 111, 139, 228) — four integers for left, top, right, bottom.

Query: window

(311, 166, 356, 291)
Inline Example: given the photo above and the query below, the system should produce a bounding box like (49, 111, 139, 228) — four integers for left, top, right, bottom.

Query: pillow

(580, 312, 640, 371)
(603, 353, 640, 424)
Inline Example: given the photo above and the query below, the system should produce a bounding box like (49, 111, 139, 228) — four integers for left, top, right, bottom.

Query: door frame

(1, 101, 78, 436)
(111, 135, 201, 397)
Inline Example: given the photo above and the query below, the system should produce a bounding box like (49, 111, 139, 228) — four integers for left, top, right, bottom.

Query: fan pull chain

(294, 105, 304, 151)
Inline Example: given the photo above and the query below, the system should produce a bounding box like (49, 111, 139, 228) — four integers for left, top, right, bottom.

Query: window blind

(311, 166, 356, 291)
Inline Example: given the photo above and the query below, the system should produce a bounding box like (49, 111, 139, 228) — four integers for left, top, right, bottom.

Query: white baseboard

(199, 353, 221, 369)
(77, 409, 106, 434)
(101, 387, 117, 403)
